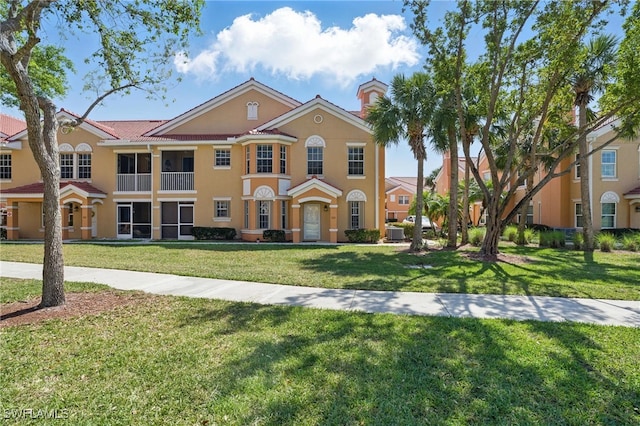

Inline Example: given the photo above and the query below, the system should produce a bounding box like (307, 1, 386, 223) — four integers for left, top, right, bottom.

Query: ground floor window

(257, 200, 271, 229)
(575, 203, 583, 228)
(601, 202, 616, 228)
(161, 202, 193, 239)
(117, 202, 151, 238)
(517, 204, 534, 225)
(215, 200, 230, 219)
(349, 201, 363, 229)
(244, 200, 249, 229)
(281, 200, 288, 229)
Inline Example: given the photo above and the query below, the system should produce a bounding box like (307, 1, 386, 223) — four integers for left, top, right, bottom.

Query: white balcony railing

(161, 172, 194, 191)
(117, 173, 151, 192)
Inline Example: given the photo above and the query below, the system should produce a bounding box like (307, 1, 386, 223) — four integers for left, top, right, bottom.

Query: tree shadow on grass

(176, 301, 640, 424)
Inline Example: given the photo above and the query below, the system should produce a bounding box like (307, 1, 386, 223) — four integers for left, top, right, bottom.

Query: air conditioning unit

(386, 226, 405, 241)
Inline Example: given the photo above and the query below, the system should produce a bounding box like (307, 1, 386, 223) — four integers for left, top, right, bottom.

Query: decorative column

(291, 203, 301, 243)
(61, 203, 70, 240)
(80, 204, 92, 240)
(329, 203, 338, 243)
(5, 201, 19, 240)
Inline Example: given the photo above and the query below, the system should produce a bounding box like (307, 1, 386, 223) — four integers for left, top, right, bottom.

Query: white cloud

(174, 7, 420, 85)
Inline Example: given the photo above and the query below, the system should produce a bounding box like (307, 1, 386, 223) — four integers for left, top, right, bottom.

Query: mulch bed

(0, 291, 147, 328)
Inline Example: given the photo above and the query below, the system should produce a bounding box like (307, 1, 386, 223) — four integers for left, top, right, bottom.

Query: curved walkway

(1, 261, 639, 327)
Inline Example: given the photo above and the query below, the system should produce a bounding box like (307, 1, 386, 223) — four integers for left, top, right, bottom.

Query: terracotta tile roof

(59, 109, 120, 139)
(624, 186, 640, 196)
(1, 181, 107, 196)
(0, 113, 26, 139)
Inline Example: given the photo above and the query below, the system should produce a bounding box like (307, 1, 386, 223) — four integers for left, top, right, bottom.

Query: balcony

(161, 171, 194, 191)
(117, 173, 151, 192)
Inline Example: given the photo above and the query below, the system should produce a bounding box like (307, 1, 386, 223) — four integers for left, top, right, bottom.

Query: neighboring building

(0, 78, 388, 242)
(434, 119, 640, 231)
(516, 119, 640, 231)
(433, 152, 486, 226)
(385, 177, 418, 222)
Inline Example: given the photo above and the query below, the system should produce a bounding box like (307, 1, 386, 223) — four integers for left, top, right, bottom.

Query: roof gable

(258, 96, 372, 134)
(9, 110, 119, 141)
(145, 79, 302, 136)
(287, 178, 343, 199)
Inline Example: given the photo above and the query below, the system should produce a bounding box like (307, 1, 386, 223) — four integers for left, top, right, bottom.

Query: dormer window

(247, 102, 259, 120)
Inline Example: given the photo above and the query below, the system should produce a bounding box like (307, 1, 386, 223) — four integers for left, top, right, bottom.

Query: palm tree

(572, 34, 617, 251)
(367, 73, 436, 251)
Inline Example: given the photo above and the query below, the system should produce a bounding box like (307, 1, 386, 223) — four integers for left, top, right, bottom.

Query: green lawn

(1, 242, 639, 299)
(1, 278, 639, 425)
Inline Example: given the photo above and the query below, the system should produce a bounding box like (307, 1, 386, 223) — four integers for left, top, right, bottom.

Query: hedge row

(192, 227, 236, 240)
(262, 229, 286, 242)
(344, 229, 381, 243)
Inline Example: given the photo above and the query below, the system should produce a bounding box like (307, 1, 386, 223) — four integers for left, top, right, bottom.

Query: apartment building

(434, 119, 640, 231)
(0, 78, 388, 242)
(385, 177, 418, 222)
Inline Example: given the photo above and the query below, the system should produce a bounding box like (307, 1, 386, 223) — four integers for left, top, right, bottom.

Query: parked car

(402, 215, 437, 231)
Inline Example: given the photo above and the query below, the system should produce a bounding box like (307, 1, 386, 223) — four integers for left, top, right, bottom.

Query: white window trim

(213, 147, 232, 170)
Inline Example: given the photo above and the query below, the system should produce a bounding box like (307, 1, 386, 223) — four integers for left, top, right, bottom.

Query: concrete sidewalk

(1, 261, 639, 327)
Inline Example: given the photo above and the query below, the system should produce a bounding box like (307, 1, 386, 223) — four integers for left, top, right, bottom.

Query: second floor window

(215, 149, 231, 167)
(601, 150, 616, 178)
(307, 147, 323, 175)
(257, 145, 272, 173)
(398, 195, 410, 205)
(348, 147, 364, 175)
(59, 143, 92, 180)
(60, 153, 74, 179)
(78, 154, 92, 179)
(280, 145, 287, 174)
(575, 154, 581, 179)
(0, 154, 12, 179)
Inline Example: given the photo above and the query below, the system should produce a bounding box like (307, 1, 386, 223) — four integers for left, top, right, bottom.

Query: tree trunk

(411, 154, 426, 252)
(0, 38, 66, 307)
(480, 192, 502, 256)
(447, 127, 458, 248)
(461, 159, 470, 244)
(578, 102, 594, 251)
(40, 99, 66, 307)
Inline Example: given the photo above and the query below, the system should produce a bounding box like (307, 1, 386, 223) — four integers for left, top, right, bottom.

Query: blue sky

(4, 1, 627, 177)
(5, 0, 451, 177)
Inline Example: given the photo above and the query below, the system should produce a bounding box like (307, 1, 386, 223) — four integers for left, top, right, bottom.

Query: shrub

(469, 227, 485, 246)
(572, 232, 584, 250)
(344, 229, 381, 243)
(539, 231, 565, 248)
(503, 225, 518, 242)
(192, 227, 236, 240)
(523, 228, 535, 245)
(395, 223, 415, 240)
(596, 232, 617, 252)
(621, 234, 639, 252)
(262, 229, 286, 242)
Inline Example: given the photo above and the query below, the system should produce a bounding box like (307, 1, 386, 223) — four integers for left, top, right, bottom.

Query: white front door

(303, 204, 321, 240)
